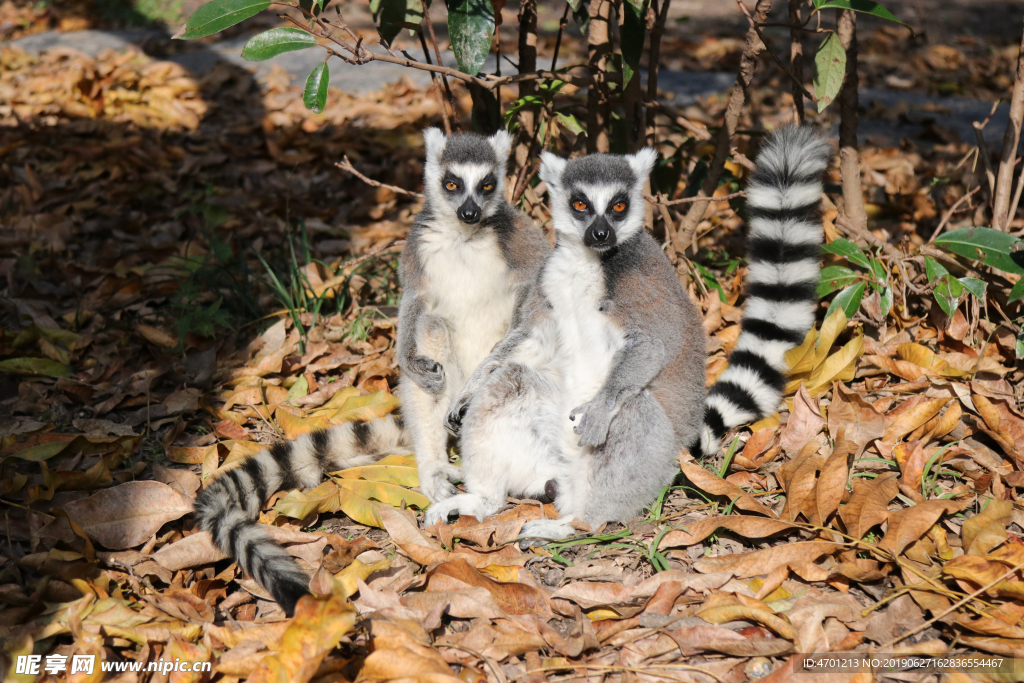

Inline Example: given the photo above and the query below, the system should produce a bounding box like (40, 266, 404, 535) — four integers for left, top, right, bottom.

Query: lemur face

(422, 128, 513, 226)
(539, 149, 657, 252)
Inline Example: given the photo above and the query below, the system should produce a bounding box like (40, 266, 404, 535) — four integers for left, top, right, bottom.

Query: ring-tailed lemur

(427, 126, 830, 541)
(194, 129, 548, 616)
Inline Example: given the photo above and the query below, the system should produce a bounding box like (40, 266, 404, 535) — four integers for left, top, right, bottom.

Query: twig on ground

(646, 191, 746, 206)
(643, 100, 712, 140)
(335, 156, 424, 199)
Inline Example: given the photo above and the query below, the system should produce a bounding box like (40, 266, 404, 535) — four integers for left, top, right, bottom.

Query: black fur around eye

(479, 175, 497, 194)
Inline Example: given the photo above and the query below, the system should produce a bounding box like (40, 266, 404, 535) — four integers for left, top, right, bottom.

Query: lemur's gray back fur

(692, 126, 831, 458)
(197, 129, 548, 617)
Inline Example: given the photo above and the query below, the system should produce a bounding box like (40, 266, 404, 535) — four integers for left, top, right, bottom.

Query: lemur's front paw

(408, 355, 445, 394)
(419, 462, 461, 502)
(444, 394, 472, 435)
(569, 400, 612, 447)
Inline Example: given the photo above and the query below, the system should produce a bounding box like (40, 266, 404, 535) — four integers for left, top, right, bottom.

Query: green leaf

(175, 0, 270, 40)
(934, 227, 1024, 275)
(825, 282, 865, 319)
(303, 62, 329, 113)
(879, 285, 893, 317)
(933, 273, 964, 316)
(1009, 279, 1024, 303)
(958, 276, 987, 300)
(0, 357, 71, 377)
(813, 32, 846, 113)
(812, 0, 912, 32)
(823, 238, 870, 269)
(241, 27, 319, 61)
(817, 265, 858, 297)
(867, 257, 888, 285)
(446, 0, 495, 76)
(621, 2, 645, 85)
(373, 0, 427, 46)
(923, 255, 949, 283)
(1017, 329, 1024, 360)
(555, 112, 585, 135)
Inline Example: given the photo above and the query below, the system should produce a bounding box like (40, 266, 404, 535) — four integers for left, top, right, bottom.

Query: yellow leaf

(377, 453, 417, 468)
(749, 413, 781, 433)
(167, 444, 217, 465)
(285, 375, 309, 403)
(586, 607, 623, 621)
(335, 485, 383, 527)
(810, 309, 848, 370)
(248, 589, 356, 683)
(806, 333, 863, 397)
(275, 481, 341, 519)
(334, 558, 390, 598)
(309, 386, 361, 414)
(479, 565, 521, 583)
(334, 464, 420, 487)
(335, 478, 430, 509)
(276, 408, 333, 440)
(325, 390, 400, 423)
(785, 327, 819, 374)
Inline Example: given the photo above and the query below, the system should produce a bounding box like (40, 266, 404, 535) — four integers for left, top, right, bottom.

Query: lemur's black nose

(584, 216, 616, 249)
(457, 200, 481, 224)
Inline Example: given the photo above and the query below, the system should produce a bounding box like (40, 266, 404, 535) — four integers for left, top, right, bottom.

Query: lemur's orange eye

(572, 200, 588, 211)
(482, 183, 494, 191)
(445, 181, 458, 191)
(612, 201, 627, 212)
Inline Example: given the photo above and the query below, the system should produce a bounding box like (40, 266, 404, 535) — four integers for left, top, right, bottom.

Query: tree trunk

(587, 0, 612, 153)
(514, 0, 539, 174)
(992, 21, 1024, 230)
(837, 9, 867, 230)
(788, 0, 804, 124)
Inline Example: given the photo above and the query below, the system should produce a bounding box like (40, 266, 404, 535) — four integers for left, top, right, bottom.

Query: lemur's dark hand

(444, 393, 471, 435)
(408, 355, 445, 394)
(570, 399, 612, 447)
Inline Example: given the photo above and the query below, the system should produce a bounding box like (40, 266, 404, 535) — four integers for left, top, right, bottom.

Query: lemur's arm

(444, 284, 545, 433)
(396, 279, 447, 395)
(570, 330, 666, 447)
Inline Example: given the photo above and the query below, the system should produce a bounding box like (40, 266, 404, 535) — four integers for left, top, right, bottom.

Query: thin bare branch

(928, 186, 981, 245)
(335, 156, 424, 199)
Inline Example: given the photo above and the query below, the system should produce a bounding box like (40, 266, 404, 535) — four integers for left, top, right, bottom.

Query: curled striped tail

(193, 414, 410, 615)
(693, 126, 831, 459)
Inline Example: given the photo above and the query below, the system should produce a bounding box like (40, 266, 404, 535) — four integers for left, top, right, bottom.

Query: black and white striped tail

(193, 414, 410, 616)
(692, 126, 831, 459)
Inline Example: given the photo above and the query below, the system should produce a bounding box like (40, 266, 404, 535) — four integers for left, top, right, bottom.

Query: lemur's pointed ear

(627, 147, 658, 183)
(423, 127, 446, 165)
(488, 130, 513, 161)
(539, 152, 567, 193)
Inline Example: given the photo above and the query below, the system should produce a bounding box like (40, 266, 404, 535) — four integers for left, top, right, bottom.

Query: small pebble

(744, 657, 773, 679)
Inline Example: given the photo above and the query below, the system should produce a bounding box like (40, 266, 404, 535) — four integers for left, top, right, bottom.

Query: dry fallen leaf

(62, 480, 194, 550)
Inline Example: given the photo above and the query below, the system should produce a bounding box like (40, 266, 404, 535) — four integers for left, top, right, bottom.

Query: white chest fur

(417, 221, 516, 377)
(542, 240, 625, 410)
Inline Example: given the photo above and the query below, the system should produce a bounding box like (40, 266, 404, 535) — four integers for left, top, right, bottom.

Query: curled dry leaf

(961, 498, 1013, 556)
(679, 462, 776, 517)
(668, 625, 793, 657)
(816, 435, 856, 523)
(247, 589, 357, 683)
(828, 383, 885, 449)
(693, 542, 843, 578)
(658, 516, 797, 549)
(696, 603, 798, 641)
(63, 480, 194, 550)
(779, 384, 824, 453)
(877, 499, 963, 558)
(840, 472, 898, 540)
(429, 558, 551, 616)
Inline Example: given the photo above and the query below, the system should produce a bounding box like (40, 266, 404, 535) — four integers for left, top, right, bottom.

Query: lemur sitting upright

(428, 127, 830, 541)
(194, 129, 548, 616)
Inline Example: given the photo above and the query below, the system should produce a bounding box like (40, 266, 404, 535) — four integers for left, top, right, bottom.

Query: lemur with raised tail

(194, 129, 549, 615)
(428, 127, 830, 541)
